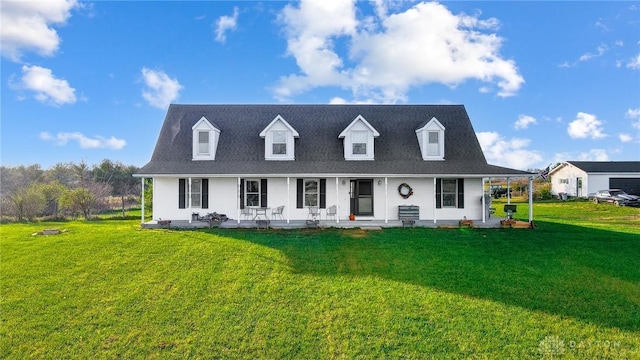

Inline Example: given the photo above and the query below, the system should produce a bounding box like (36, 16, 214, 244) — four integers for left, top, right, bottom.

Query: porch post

(384, 177, 388, 224)
(336, 177, 340, 224)
(237, 177, 241, 224)
(188, 177, 192, 224)
(507, 177, 511, 204)
(481, 178, 486, 224)
(141, 177, 145, 224)
(433, 177, 437, 224)
(286, 177, 290, 224)
(529, 176, 534, 222)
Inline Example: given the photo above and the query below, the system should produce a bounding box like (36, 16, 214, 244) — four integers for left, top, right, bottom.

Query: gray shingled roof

(566, 161, 640, 173)
(137, 104, 532, 177)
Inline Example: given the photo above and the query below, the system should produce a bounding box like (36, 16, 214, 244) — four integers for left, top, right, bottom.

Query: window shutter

(296, 178, 303, 208)
(239, 179, 245, 209)
(260, 179, 268, 207)
(435, 178, 442, 209)
(178, 178, 186, 209)
(320, 179, 326, 209)
(457, 179, 464, 208)
(202, 179, 209, 209)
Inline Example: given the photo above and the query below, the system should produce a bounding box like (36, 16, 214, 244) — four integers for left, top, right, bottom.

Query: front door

(350, 179, 373, 216)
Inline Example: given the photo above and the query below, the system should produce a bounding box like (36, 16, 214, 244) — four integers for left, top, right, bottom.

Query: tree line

(1, 160, 149, 221)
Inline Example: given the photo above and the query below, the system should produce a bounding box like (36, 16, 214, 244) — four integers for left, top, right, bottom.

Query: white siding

(152, 176, 486, 222)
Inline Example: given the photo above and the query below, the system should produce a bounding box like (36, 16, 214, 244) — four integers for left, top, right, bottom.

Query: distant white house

(549, 161, 640, 197)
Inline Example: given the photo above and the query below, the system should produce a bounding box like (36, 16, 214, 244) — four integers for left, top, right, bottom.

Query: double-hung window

(304, 179, 319, 207)
(352, 131, 367, 155)
(272, 131, 287, 155)
(198, 131, 210, 155)
(191, 179, 202, 208)
(245, 180, 260, 207)
(427, 131, 439, 156)
(441, 179, 457, 207)
(178, 178, 208, 209)
(436, 178, 464, 209)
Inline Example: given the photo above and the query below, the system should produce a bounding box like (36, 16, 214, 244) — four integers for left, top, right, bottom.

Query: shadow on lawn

(209, 221, 640, 332)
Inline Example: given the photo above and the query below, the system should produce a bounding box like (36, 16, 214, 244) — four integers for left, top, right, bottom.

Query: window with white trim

(198, 131, 210, 155)
(245, 180, 260, 207)
(304, 179, 319, 207)
(191, 179, 202, 208)
(427, 131, 439, 156)
(352, 131, 368, 155)
(272, 131, 287, 155)
(441, 179, 457, 207)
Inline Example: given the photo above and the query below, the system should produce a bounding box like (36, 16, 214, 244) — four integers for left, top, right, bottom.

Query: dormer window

(198, 131, 210, 155)
(352, 131, 368, 154)
(338, 115, 380, 161)
(416, 117, 445, 161)
(272, 131, 287, 155)
(192, 116, 220, 161)
(427, 131, 439, 156)
(260, 115, 299, 161)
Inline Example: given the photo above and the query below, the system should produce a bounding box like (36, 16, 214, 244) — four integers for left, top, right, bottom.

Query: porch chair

(325, 205, 337, 221)
(307, 206, 320, 221)
(271, 205, 285, 220)
(240, 207, 253, 220)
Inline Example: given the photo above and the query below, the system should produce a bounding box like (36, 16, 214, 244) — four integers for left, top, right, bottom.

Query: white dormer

(416, 117, 445, 161)
(338, 115, 380, 161)
(192, 116, 220, 161)
(259, 115, 299, 161)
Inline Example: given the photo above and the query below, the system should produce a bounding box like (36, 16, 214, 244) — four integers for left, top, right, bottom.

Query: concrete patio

(141, 216, 507, 230)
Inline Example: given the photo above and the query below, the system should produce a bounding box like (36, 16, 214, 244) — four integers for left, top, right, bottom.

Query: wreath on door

(398, 183, 413, 199)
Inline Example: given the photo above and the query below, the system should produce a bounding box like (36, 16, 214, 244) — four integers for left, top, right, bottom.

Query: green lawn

(1, 202, 639, 359)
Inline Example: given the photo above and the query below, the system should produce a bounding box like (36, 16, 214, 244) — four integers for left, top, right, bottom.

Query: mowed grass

(1, 202, 639, 359)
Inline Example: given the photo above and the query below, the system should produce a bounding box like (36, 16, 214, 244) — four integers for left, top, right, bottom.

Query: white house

(135, 104, 532, 226)
(550, 161, 640, 198)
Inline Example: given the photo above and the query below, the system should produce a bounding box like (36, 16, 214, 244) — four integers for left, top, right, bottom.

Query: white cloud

(275, 0, 523, 102)
(141, 67, 183, 109)
(626, 108, 640, 129)
(578, 44, 607, 62)
(627, 54, 640, 70)
(476, 131, 542, 170)
(40, 131, 126, 150)
(619, 133, 633, 142)
(0, 0, 78, 61)
(214, 7, 239, 43)
(578, 149, 610, 161)
(16, 65, 76, 106)
(567, 112, 606, 139)
(553, 149, 610, 162)
(514, 114, 537, 130)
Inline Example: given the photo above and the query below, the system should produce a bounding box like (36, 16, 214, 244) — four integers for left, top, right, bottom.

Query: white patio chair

(325, 205, 337, 221)
(271, 205, 285, 220)
(240, 207, 253, 220)
(307, 206, 320, 220)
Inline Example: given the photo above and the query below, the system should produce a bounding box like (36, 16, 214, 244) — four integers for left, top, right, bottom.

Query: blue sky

(1, 0, 639, 171)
